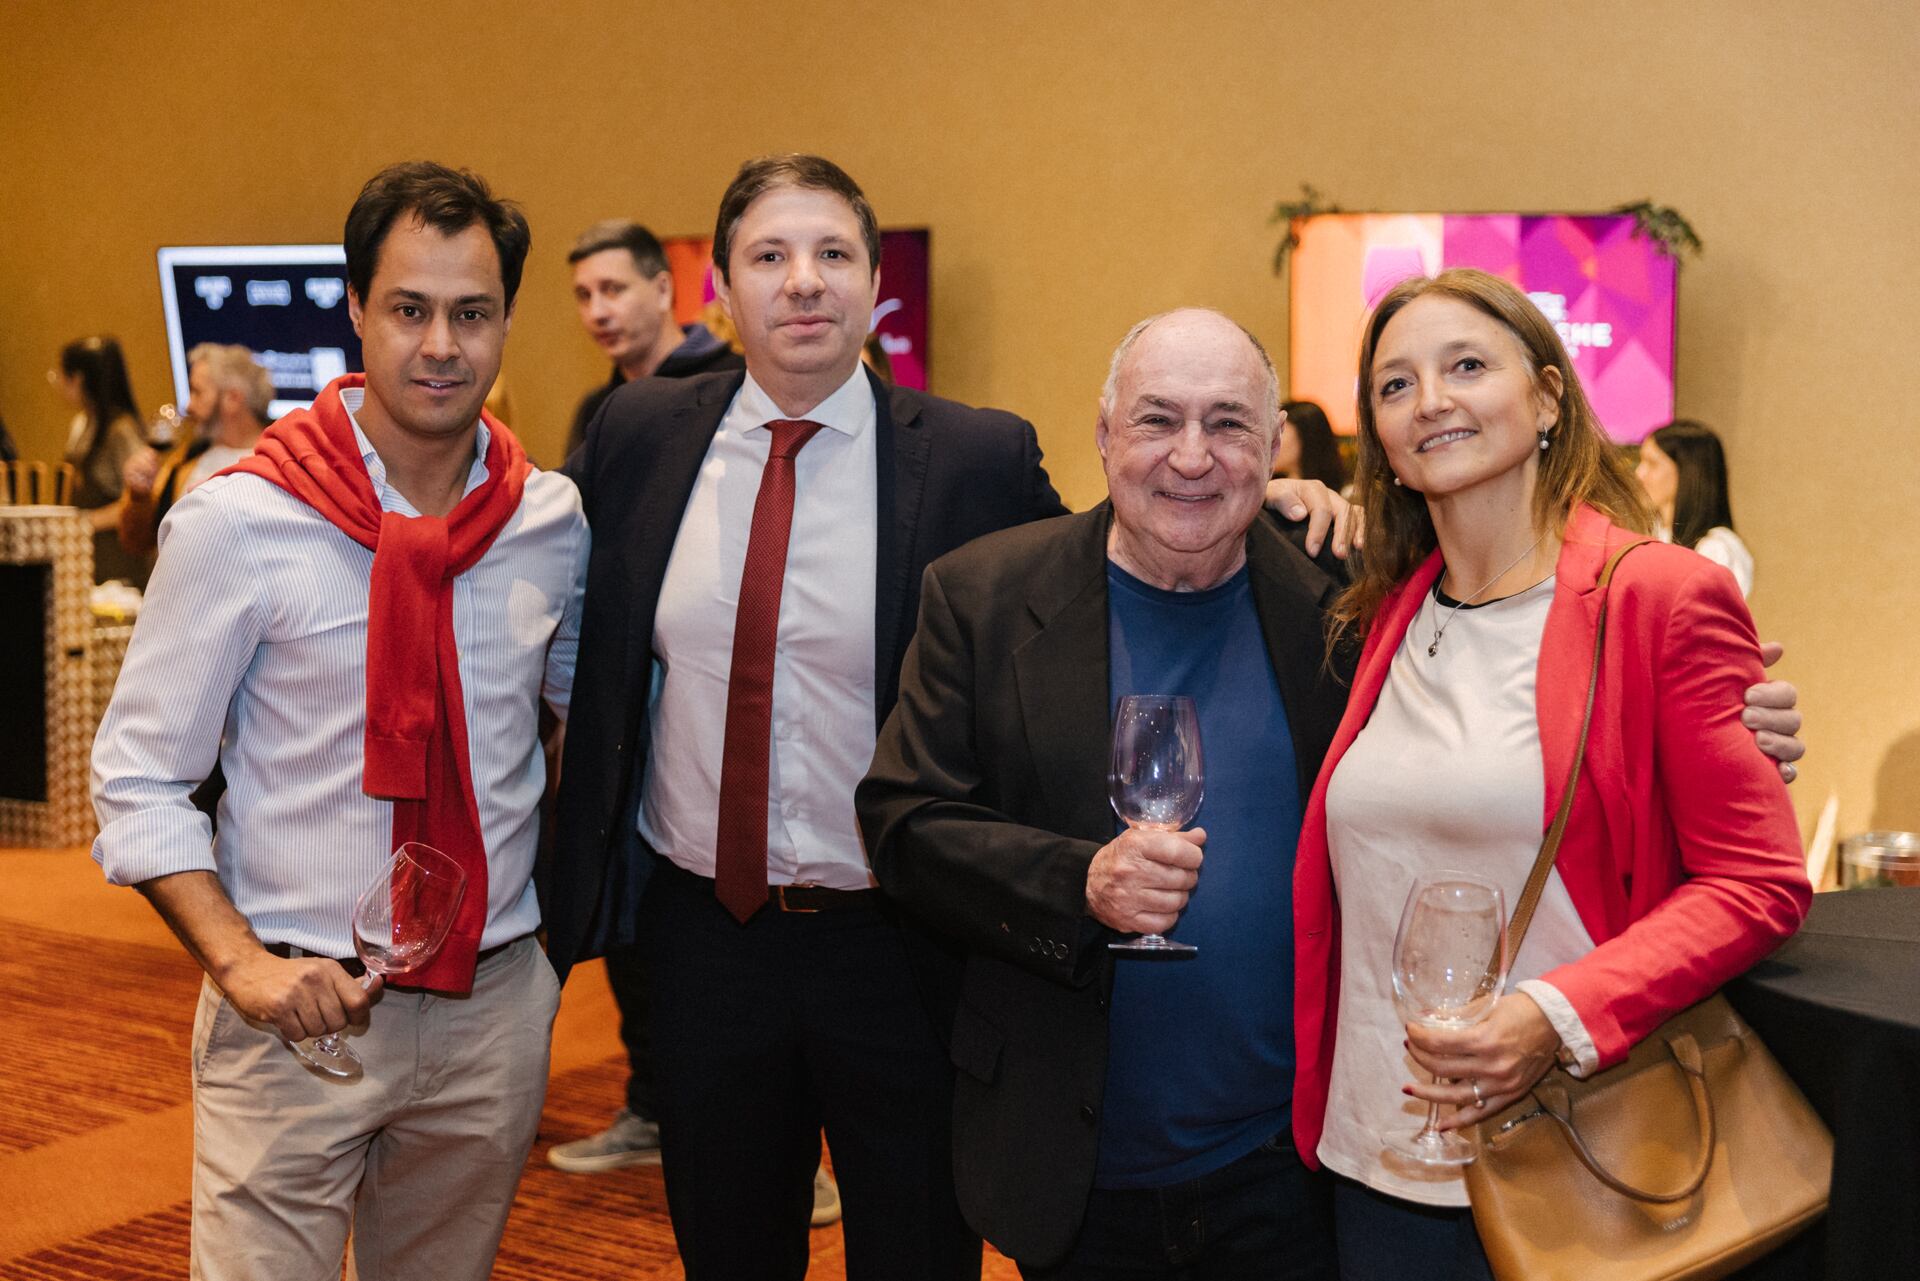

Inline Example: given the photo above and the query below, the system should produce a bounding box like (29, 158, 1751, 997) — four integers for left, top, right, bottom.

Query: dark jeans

(641, 857, 978, 1281)
(602, 942, 657, 1119)
(1331, 1176, 1492, 1281)
(1022, 1131, 1337, 1280)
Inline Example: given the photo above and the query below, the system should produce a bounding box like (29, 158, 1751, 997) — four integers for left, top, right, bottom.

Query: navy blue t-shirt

(1095, 559, 1303, 1189)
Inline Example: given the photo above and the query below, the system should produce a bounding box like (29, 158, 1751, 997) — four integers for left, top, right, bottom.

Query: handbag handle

(1498, 540, 1647, 963)
(1530, 1030, 1717, 1203)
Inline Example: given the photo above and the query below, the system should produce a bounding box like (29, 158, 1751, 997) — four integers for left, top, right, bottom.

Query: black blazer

(855, 506, 1352, 1268)
(541, 367, 1066, 981)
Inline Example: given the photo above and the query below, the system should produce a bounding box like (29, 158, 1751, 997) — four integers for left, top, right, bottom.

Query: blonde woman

(1290, 269, 1808, 1278)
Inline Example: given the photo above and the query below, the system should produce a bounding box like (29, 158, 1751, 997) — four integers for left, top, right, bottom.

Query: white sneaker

(811, 1167, 842, 1227)
(547, 1108, 662, 1173)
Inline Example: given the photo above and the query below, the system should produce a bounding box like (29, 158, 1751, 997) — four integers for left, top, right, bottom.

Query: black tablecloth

(1727, 887, 1920, 1281)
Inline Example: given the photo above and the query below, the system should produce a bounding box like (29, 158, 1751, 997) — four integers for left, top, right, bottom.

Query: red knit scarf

(223, 374, 529, 992)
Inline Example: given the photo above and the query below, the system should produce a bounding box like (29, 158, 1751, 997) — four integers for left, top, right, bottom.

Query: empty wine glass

(290, 842, 468, 1078)
(1384, 870, 1509, 1166)
(1107, 693, 1204, 956)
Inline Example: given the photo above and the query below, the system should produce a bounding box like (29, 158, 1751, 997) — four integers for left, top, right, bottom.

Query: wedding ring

(1470, 1079, 1485, 1107)
(1782, 763, 1798, 783)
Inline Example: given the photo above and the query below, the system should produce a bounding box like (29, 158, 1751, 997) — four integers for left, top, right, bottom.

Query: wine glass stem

(1419, 1077, 1449, 1137)
(314, 972, 381, 1053)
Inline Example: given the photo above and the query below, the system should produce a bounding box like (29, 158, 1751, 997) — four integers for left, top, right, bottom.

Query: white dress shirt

(1319, 576, 1598, 1207)
(92, 387, 589, 955)
(639, 366, 880, 890)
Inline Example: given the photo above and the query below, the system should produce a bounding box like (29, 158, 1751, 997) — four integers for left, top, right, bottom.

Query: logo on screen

(247, 280, 293, 307)
(194, 276, 234, 310)
(310, 348, 348, 388)
(305, 277, 346, 309)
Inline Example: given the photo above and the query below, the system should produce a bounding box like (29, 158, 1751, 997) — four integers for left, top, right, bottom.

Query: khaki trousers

(188, 936, 560, 1281)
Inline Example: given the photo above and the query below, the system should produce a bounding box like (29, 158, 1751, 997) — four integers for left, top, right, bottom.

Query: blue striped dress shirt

(91, 392, 588, 956)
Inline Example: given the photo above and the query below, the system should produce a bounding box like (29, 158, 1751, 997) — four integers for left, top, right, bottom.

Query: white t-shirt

(1656, 522, 1754, 598)
(1320, 575, 1598, 1207)
(183, 443, 249, 493)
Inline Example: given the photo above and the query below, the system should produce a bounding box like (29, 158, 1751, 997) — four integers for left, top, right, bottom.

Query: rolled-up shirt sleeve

(92, 491, 266, 886)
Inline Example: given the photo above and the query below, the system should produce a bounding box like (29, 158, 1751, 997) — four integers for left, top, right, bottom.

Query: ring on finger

(1470, 1078, 1485, 1107)
(1782, 763, 1798, 782)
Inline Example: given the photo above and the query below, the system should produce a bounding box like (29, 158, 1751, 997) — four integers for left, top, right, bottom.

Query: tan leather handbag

(1463, 543, 1832, 1281)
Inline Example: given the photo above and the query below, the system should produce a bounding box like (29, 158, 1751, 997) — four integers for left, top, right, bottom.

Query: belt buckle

(773, 883, 821, 914)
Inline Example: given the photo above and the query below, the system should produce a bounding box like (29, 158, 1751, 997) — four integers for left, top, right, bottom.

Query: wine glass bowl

(1107, 694, 1203, 955)
(291, 842, 468, 1078)
(1384, 871, 1509, 1166)
(353, 842, 468, 978)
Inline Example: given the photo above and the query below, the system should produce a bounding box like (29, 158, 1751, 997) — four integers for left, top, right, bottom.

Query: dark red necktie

(714, 418, 826, 922)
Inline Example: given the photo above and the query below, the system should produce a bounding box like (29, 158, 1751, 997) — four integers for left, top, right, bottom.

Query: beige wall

(3, 1, 1915, 835)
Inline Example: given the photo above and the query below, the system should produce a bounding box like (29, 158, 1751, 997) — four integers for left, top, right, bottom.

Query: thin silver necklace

(1427, 534, 1546, 657)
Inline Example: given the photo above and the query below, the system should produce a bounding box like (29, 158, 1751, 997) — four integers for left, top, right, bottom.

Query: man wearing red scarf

(92, 163, 586, 1281)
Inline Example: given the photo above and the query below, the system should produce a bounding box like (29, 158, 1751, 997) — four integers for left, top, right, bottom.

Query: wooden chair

(2, 460, 79, 505)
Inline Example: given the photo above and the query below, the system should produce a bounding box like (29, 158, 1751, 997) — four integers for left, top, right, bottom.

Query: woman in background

(1291, 270, 1807, 1279)
(1278, 399, 1350, 493)
(54, 335, 148, 583)
(1636, 419, 1754, 596)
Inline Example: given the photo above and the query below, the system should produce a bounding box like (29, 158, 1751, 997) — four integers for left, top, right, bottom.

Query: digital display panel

(157, 244, 362, 417)
(1289, 214, 1676, 442)
(663, 228, 930, 391)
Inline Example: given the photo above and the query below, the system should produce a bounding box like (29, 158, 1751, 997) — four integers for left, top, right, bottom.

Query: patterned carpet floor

(0, 849, 1019, 1279)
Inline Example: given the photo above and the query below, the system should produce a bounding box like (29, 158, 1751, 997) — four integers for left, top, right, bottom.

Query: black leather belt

(264, 936, 527, 980)
(653, 855, 880, 913)
(769, 882, 880, 913)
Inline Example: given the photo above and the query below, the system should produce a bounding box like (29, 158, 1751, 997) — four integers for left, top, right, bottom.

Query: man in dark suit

(545, 155, 1067, 1280)
(857, 308, 1353, 1279)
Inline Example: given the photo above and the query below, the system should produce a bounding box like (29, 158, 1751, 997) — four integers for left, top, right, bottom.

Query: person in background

(1294, 269, 1807, 1278)
(1636, 419, 1754, 597)
(0, 410, 18, 464)
(563, 219, 745, 458)
(52, 335, 148, 583)
(1276, 399, 1349, 494)
(119, 343, 272, 559)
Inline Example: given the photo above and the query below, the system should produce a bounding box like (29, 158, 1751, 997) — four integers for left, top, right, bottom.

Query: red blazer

(1291, 505, 1809, 1166)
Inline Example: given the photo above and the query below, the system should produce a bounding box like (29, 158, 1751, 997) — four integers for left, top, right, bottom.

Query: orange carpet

(0, 847, 1020, 1279)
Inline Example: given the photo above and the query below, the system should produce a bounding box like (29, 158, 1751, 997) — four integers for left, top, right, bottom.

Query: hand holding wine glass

(1383, 870, 1509, 1166)
(290, 842, 468, 1079)
(1104, 694, 1204, 956)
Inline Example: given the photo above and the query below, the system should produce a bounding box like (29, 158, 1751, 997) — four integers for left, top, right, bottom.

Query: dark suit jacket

(855, 506, 1353, 1268)
(542, 366, 1066, 981)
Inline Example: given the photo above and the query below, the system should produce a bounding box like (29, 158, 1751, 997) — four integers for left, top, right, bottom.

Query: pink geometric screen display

(1289, 214, 1677, 442)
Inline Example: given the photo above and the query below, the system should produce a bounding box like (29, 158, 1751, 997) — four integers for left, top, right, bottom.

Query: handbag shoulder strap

(1502, 539, 1647, 960)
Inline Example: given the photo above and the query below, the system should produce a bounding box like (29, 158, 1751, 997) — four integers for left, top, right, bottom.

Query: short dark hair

(711, 154, 880, 284)
(1650, 419, 1736, 547)
(568, 219, 670, 278)
(344, 161, 531, 308)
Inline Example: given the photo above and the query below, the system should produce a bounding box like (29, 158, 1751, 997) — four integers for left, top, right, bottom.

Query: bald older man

(857, 309, 1803, 1279)
(858, 309, 1347, 1278)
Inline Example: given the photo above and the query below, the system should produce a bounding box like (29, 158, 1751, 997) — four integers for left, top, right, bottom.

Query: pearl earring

(1538, 431, 1551, 451)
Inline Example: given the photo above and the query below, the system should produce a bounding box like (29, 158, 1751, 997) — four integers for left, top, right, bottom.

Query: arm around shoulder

(1540, 558, 1809, 1063)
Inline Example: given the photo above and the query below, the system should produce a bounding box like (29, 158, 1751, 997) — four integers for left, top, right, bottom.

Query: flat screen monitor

(1289, 213, 1676, 442)
(661, 229, 930, 390)
(157, 244, 362, 418)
